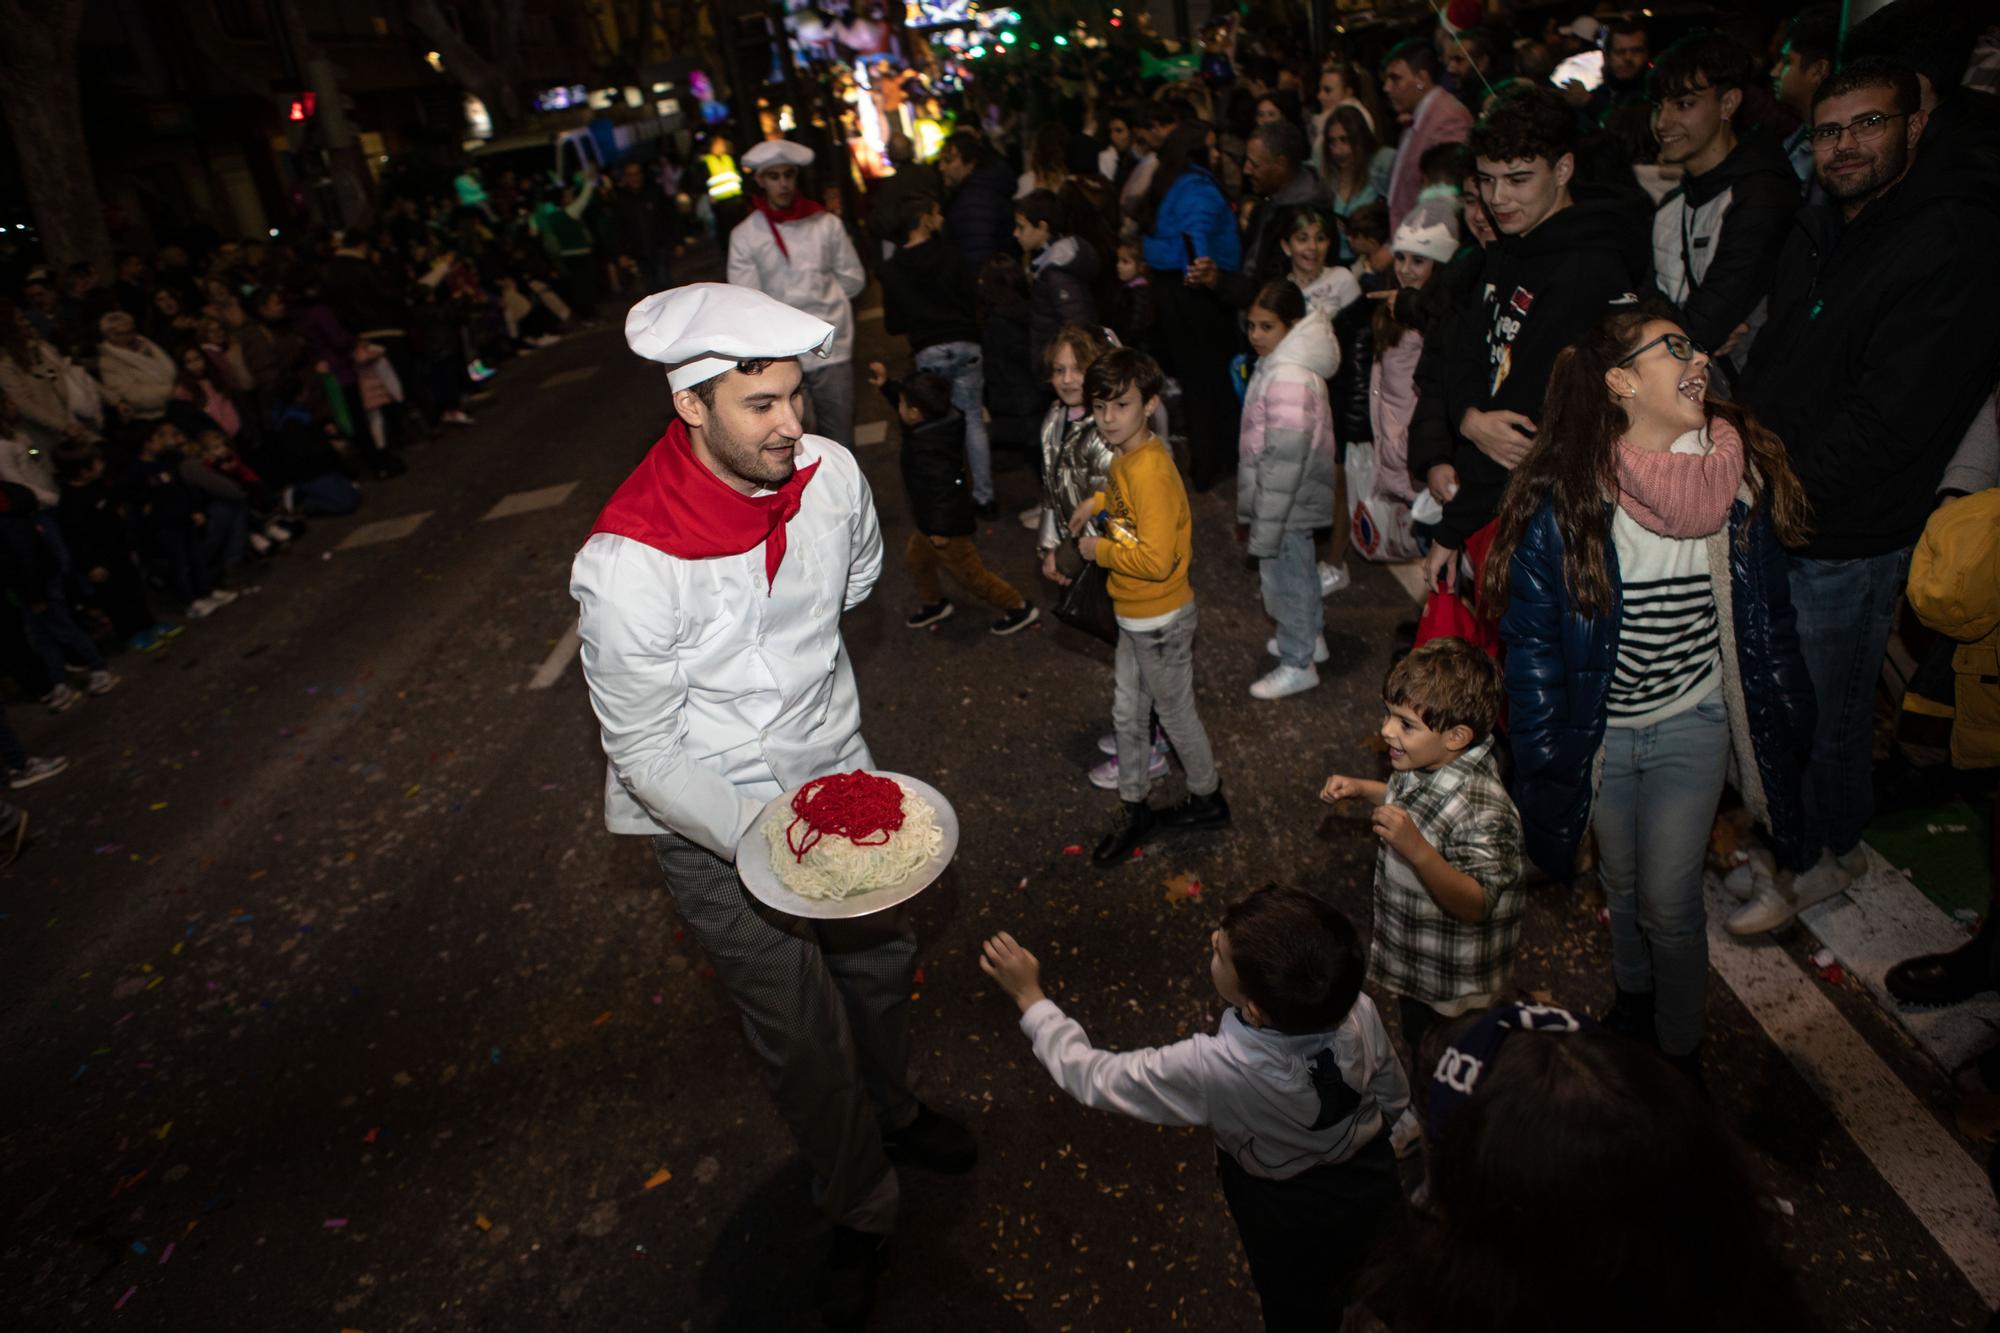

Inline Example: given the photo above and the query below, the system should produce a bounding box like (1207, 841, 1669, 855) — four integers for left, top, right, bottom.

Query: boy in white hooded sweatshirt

(981, 887, 1409, 1330)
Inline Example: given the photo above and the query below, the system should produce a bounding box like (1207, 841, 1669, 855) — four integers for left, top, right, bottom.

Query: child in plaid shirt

(1320, 637, 1524, 1062)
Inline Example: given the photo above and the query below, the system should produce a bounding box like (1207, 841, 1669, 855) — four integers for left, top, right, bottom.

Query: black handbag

(1053, 558, 1118, 645)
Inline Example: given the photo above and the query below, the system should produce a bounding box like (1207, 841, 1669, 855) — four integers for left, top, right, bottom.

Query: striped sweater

(1607, 502, 1722, 727)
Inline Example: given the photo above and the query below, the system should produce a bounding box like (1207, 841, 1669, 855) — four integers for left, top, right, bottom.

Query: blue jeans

(1594, 691, 1730, 1057)
(1258, 529, 1323, 669)
(914, 340, 991, 504)
(1788, 548, 1911, 861)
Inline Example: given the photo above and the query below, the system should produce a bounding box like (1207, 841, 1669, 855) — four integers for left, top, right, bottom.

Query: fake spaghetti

(764, 771, 943, 900)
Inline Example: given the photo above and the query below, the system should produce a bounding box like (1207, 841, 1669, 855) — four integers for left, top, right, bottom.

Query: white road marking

(482, 482, 580, 521)
(856, 306, 883, 322)
(529, 620, 582, 691)
(1802, 850, 2000, 1072)
(853, 421, 888, 446)
(1705, 878, 2000, 1305)
(335, 512, 433, 551)
(538, 366, 600, 390)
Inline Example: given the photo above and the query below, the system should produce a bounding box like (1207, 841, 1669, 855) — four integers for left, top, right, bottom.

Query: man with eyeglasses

(1730, 57, 2000, 934)
(727, 139, 867, 450)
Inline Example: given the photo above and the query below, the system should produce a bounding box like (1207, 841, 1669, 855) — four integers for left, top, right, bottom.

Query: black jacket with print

(1432, 191, 1650, 549)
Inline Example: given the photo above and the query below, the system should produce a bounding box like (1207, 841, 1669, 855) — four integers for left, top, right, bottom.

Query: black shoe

(1162, 785, 1230, 831)
(882, 1103, 976, 1174)
(1092, 801, 1158, 867)
(816, 1225, 889, 1333)
(1663, 1043, 1707, 1096)
(972, 500, 999, 520)
(1599, 986, 1657, 1043)
(990, 605, 1038, 636)
(1886, 916, 1999, 1007)
(905, 600, 954, 629)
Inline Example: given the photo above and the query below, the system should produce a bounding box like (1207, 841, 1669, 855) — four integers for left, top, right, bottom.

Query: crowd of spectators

(0, 153, 692, 793)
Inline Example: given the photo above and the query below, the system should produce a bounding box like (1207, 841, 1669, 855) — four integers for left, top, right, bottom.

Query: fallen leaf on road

(1162, 874, 1202, 906)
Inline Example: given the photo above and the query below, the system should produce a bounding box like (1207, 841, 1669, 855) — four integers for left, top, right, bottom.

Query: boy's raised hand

(1320, 774, 1362, 804)
(979, 932, 1046, 1013)
(865, 360, 888, 387)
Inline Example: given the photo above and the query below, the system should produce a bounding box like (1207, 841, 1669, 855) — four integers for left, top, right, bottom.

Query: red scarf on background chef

(750, 191, 824, 262)
(592, 418, 819, 592)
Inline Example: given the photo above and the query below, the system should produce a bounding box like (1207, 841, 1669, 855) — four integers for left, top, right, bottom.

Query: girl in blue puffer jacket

(1481, 304, 1815, 1081)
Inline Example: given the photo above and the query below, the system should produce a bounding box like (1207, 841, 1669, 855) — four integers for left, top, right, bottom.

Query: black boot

(1886, 914, 2000, 1007)
(882, 1103, 976, 1174)
(1162, 784, 1231, 831)
(1092, 801, 1157, 866)
(1598, 986, 1657, 1043)
(1663, 1043, 1707, 1096)
(816, 1225, 889, 1333)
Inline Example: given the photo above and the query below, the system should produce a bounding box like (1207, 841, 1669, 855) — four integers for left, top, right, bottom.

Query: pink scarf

(1615, 418, 1745, 539)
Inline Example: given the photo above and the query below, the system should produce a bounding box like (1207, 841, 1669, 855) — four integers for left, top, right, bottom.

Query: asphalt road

(1, 261, 1991, 1332)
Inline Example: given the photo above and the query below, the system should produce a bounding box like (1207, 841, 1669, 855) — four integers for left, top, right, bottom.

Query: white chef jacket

(570, 434, 883, 859)
(725, 210, 867, 368)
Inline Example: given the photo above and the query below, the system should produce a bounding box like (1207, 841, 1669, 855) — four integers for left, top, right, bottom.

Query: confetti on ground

(362, 1127, 378, 1144)
(592, 1011, 612, 1027)
(323, 1218, 347, 1229)
(643, 1168, 672, 1189)
(489, 1047, 501, 1065)
(913, 967, 926, 985)
(1062, 845, 1083, 856)
(1131, 847, 1145, 859)
(159, 1242, 174, 1265)
(114, 1286, 136, 1310)
(149, 802, 169, 811)
(1162, 873, 1202, 906)
(1016, 877, 1028, 890)
(474, 1213, 492, 1231)
(131, 1241, 148, 1255)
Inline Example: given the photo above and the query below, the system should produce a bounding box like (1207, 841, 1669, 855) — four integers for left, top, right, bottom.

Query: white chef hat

(741, 139, 816, 174)
(626, 282, 835, 391)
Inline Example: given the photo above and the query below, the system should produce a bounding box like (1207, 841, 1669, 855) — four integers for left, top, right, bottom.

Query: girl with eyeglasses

(1481, 303, 1816, 1083)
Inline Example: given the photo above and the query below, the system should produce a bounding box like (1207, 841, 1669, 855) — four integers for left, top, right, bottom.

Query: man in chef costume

(725, 138, 867, 450)
(570, 283, 974, 1328)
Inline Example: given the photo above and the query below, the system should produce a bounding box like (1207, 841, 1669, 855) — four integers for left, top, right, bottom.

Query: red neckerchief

(751, 194, 825, 262)
(590, 418, 819, 593)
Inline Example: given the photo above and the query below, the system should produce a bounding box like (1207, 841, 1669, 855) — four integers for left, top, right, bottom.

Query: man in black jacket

(1730, 57, 2000, 931)
(1419, 87, 1647, 591)
(1197, 121, 1328, 311)
(937, 133, 1018, 277)
(879, 194, 994, 514)
(1647, 31, 1801, 392)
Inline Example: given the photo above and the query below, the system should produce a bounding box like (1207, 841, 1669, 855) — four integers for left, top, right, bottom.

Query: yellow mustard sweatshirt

(1091, 435, 1192, 619)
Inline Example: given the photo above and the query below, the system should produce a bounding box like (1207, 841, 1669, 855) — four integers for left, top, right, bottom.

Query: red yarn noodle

(786, 770, 907, 862)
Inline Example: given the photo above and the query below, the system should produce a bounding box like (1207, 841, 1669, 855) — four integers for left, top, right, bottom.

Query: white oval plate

(735, 772, 959, 920)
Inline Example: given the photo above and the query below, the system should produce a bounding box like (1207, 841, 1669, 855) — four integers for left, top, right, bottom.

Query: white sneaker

(1017, 503, 1043, 530)
(1265, 635, 1330, 664)
(85, 670, 119, 697)
(1250, 662, 1321, 700)
(263, 522, 293, 545)
(1725, 849, 1854, 936)
(206, 588, 239, 608)
(1319, 562, 1351, 597)
(186, 596, 219, 619)
(1088, 747, 1170, 791)
(248, 532, 272, 556)
(40, 683, 81, 713)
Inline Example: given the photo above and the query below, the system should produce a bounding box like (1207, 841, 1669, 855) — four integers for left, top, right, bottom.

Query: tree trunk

(0, 0, 112, 274)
